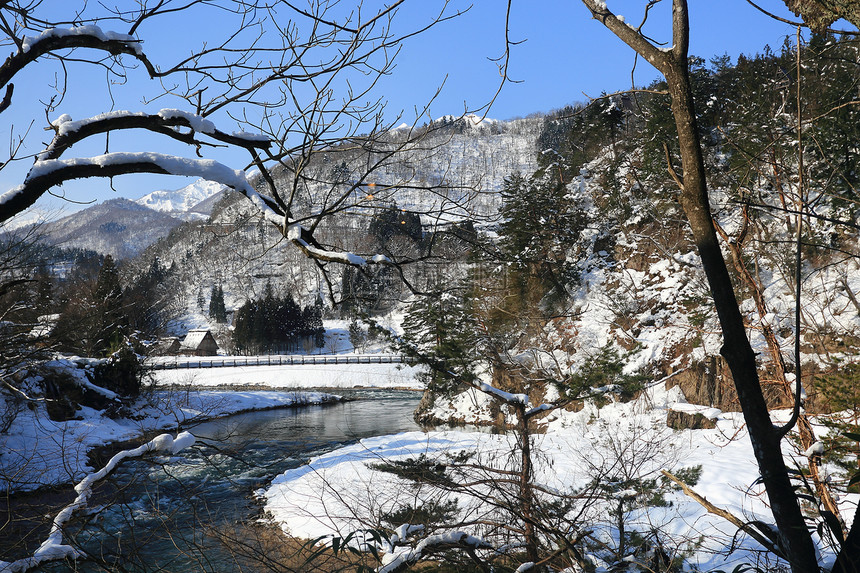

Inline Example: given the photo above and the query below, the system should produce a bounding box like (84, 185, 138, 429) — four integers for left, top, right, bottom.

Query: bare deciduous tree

(0, 0, 474, 285)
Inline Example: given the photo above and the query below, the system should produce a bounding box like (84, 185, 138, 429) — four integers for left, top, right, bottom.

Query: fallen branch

(660, 469, 785, 559)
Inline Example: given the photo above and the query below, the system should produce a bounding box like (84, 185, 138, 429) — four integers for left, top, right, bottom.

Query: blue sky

(388, 0, 802, 120)
(4, 0, 810, 218)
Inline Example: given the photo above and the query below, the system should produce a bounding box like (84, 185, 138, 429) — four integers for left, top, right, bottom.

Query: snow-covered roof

(180, 329, 215, 349)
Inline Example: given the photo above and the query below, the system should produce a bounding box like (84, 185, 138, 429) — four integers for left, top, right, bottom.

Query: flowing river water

(57, 389, 423, 572)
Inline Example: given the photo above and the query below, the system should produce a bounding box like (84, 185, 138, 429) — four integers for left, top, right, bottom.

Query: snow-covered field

(261, 383, 858, 571)
(151, 361, 424, 389)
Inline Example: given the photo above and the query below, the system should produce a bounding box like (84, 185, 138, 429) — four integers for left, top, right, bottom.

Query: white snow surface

(261, 382, 856, 571)
(151, 361, 424, 390)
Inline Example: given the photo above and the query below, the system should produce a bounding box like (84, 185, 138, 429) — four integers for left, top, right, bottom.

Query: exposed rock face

(666, 410, 717, 430)
(665, 356, 738, 412)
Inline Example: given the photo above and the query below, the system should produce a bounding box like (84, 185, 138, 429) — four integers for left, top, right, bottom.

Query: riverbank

(2, 359, 425, 495)
(0, 389, 342, 495)
(260, 383, 859, 572)
(3, 389, 425, 570)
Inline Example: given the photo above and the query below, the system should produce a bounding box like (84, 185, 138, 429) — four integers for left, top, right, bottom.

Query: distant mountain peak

(136, 179, 226, 213)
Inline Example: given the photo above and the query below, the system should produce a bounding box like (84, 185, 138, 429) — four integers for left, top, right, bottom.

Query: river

(55, 389, 423, 572)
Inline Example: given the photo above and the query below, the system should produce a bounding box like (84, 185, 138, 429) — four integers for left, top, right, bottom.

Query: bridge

(148, 354, 413, 370)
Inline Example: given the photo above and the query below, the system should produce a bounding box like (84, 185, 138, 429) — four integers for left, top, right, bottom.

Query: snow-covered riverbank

(0, 388, 341, 493)
(260, 383, 859, 572)
(1, 359, 426, 493)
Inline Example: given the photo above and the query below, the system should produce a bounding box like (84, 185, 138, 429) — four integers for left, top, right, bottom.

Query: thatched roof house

(152, 337, 181, 356)
(179, 329, 219, 356)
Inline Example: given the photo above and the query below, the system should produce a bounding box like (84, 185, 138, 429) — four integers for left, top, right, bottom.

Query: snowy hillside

(41, 198, 183, 259)
(127, 115, 544, 329)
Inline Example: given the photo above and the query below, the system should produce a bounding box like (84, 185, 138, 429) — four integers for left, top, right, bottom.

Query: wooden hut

(153, 337, 181, 356)
(179, 329, 219, 356)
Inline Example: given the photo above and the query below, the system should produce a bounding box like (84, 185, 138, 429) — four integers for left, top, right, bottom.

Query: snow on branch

(377, 531, 493, 573)
(0, 144, 391, 270)
(0, 152, 281, 224)
(0, 25, 156, 96)
(21, 26, 143, 55)
(0, 431, 196, 573)
(387, 523, 426, 550)
(477, 382, 529, 406)
(40, 110, 271, 162)
(287, 223, 392, 267)
(524, 403, 553, 418)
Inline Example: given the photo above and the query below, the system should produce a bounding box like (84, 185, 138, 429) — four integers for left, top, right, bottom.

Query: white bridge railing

(148, 354, 413, 370)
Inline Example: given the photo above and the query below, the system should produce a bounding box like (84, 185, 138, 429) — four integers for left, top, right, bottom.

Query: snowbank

(261, 383, 853, 571)
(0, 389, 339, 493)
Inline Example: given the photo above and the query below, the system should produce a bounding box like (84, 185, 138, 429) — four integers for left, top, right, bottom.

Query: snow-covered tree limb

(0, 152, 280, 222)
(287, 223, 394, 267)
(476, 381, 529, 406)
(0, 26, 156, 104)
(0, 431, 196, 573)
(0, 144, 409, 271)
(40, 110, 271, 162)
(377, 531, 494, 573)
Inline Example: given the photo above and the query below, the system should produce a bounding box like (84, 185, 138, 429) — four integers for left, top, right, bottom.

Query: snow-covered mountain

(136, 179, 227, 219)
(29, 179, 229, 259)
(42, 198, 183, 259)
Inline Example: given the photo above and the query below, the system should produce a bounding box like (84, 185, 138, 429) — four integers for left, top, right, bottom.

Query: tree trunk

(832, 500, 860, 573)
(580, 1, 822, 568)
(665, 58, 820, 573)
(515, 403, 540, 566)
(714, 218, 845, 534)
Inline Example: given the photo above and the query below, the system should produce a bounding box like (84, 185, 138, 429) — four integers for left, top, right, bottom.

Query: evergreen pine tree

(208, 285, 218, 321)
(209, 285, 227, 323)
(261, 281, 277, 351)
(369, 202, 423, 244)
(348, 319, 366, 352)
(312, 294, 325, 348)
(281, 292, 301, 341)
(94, 254, 125, 355)
(399, 284, 478, 397)
(250, 299, 265, 352)
(498, 170, 586, 317)
(233, 299, 252, 353)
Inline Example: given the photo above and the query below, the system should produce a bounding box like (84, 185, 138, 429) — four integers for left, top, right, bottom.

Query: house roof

(180, 329, 216, 349)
